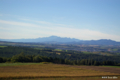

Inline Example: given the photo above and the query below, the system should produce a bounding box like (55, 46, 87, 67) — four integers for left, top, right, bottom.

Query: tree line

(0, 52, 120, 66)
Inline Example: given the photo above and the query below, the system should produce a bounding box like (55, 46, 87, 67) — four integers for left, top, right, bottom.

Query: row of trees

(0, 53, 120, 66)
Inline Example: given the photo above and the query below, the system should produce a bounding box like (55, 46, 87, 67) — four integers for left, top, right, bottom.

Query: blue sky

(0, 0, 120, 41)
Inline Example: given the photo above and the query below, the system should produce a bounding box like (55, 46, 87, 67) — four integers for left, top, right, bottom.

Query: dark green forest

(0, 46, 120, 66)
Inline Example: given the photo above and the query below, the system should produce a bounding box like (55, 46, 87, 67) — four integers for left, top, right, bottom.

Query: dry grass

(0, 63, 119, 79)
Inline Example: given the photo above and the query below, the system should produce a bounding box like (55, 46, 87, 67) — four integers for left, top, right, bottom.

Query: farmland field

(0, 63, 41, 67)
(0, 63, 120, 80)
(102, 66, 120, 68)
(0, 46, 6, 48)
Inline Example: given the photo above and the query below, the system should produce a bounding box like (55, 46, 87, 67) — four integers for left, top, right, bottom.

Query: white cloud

(46, 27, 120, 41)
(0, 19, 120, 41)
(0, 20, 41, 28)
(19, 18, 73, 28)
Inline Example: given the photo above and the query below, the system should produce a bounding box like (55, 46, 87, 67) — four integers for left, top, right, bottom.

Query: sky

(0, 0, 120, 41)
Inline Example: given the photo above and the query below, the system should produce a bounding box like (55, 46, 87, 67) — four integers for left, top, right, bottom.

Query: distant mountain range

(0, 36, 120, 45)
(0, 36, 80, 43)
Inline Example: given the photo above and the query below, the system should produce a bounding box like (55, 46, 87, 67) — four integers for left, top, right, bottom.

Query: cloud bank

(0, 19, 120, 41)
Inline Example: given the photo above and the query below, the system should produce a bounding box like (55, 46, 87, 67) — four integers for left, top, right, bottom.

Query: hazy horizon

(1, 35, 119, 42)
(0, 0, 120, 41)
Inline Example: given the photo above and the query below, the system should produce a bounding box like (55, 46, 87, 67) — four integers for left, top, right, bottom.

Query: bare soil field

(0, 63, 120, 80)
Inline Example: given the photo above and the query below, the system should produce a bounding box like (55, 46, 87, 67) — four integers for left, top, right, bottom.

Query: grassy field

(0, 63, 41, 67)
(112, 49, 118, 51)
(0, 46, 6, 48)
(54, 49, 62, 51)
(82, 51, 92, 54)
(102, 66, 120, 68)
(82, 51, 113, 56)
(0, 63, 120, 80)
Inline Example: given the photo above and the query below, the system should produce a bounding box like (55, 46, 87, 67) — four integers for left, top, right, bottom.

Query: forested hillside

(0, 46, 120, 65)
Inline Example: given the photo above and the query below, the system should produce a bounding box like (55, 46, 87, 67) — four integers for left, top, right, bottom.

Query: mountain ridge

(0, 36, 120, 45)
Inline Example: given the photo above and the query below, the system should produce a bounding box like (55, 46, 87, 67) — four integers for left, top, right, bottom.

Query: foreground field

(0, 63, 120, 80)
(4, 77, 120, 80)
